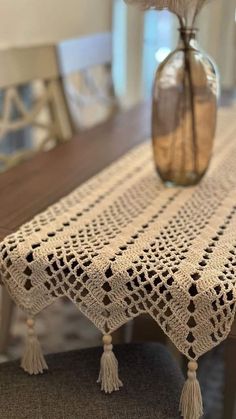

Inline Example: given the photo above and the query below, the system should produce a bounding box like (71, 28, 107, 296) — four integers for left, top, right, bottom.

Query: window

(112, 0, 127, 98)
(143, 10, 177, 97)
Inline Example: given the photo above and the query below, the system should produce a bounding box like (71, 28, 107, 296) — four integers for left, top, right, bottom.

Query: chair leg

(0, 287, 15, 354)
(224, 337, 236, 419)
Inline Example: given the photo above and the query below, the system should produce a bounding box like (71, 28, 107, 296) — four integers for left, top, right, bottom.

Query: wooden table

(0, 102, 235, 418)
(0, 103, 150, 241)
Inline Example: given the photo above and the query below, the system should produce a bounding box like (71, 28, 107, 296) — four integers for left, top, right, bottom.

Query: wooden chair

(0, 44, 73, 172)
(224, 323, 236, 418)
(56, 32, 118, 130)
(0, 33, 118, 355)
(0, 33, 116, 173)
(0, 44, 73, 353)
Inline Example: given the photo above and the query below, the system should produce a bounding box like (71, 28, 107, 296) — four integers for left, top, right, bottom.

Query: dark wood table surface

(0, 102, 151, 241)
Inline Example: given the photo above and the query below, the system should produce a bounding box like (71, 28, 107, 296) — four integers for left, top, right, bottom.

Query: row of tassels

(21, 318, 203, 418)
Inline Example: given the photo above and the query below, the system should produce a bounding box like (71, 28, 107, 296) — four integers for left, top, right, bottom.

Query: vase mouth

(178, 28, 198, 44)
(178, 28, 199, 36)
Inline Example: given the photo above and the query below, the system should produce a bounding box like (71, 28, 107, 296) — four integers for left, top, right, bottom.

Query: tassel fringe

(21, 318, 48, 375)
(97, 334, 123, 394)
(180, 360, 203, 419)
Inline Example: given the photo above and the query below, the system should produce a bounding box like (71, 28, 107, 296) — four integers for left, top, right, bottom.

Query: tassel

(97, 334, 123, 394)
(180, 360, 203, 419)
(21, 318, 48, 375)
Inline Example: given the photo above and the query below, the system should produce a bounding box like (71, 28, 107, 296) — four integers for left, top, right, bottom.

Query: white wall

(0, 0, 112, 47)
(1, 0, 235, 102)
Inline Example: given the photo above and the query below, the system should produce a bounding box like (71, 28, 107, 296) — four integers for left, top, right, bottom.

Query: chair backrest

(0, 45, 73, 172)
(56, 32, 118, 130)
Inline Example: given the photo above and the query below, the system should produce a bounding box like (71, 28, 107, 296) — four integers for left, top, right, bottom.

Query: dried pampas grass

(125, 0, 212, 27)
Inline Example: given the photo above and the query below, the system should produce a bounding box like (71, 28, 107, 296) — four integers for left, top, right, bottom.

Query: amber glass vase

(152, 28, 219, 186)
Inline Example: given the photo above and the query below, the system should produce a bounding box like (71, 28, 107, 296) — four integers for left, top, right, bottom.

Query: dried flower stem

(125, 0, 213, 28)
(183, 40, 198, 174)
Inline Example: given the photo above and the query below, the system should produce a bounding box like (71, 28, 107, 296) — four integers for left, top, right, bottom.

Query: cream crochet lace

(1, 109, 236, 365)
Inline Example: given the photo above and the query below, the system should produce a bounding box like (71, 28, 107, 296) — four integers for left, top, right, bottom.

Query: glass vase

(152, 28, 219, 187)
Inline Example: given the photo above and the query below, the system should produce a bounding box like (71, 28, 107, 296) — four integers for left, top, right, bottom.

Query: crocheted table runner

(1, 109, 236, 418)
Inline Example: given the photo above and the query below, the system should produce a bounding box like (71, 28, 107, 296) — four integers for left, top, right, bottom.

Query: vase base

(158, 171, 204, 188)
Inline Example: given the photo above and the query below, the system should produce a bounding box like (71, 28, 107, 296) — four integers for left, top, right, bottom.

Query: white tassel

(21, 318, 48, 375)
(180, 360, 203, 419)
(97, 334, 123, 394)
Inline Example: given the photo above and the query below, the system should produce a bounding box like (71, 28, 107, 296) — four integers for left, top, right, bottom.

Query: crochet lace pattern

(1, 110, 236, 365)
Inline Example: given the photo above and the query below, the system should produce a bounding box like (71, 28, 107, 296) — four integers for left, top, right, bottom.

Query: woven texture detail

(1, 109, 236, 362)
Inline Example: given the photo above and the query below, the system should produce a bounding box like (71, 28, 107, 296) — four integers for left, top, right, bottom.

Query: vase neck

(178, 28, 198, 50)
